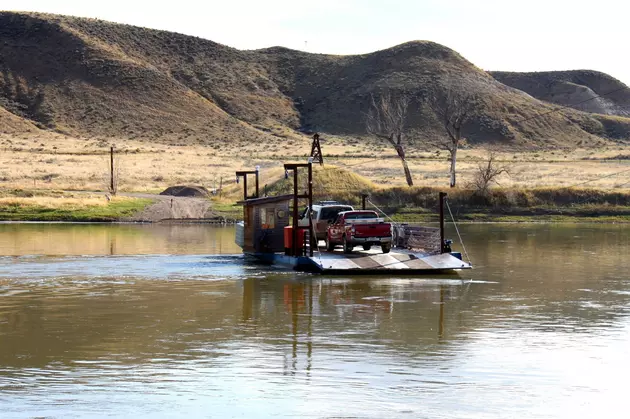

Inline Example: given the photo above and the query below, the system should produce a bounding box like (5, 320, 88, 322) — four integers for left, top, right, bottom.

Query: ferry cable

(445, 199, 472, 266)
(366, 199, 405, 247)
(548, 167, 630, 206)
(366, 198, 399, 228)
(567, 167, 630, 189)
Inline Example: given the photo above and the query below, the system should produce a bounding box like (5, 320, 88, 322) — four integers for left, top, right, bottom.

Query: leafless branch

(430, 88, 479, 149)
(429, 83, 482, 187)
(469, 151, 511, 195)
(365, 92, 414, 186)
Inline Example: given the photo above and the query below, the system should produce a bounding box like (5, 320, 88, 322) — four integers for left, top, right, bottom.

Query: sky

(2, 0, 629, 86)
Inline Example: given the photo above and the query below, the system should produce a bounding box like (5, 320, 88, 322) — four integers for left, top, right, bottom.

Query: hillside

(1, 11, 630, 149)
(491, 70, 630, 117)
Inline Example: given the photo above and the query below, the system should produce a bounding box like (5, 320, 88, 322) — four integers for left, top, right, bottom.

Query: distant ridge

(1, 11, 629, 148)
(490, 70, 630, 117)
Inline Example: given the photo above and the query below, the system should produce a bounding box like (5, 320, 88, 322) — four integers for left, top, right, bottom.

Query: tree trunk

(401, 158, 413, 187)
(393, 144, 413, 186)
(449, 147, 457, 188)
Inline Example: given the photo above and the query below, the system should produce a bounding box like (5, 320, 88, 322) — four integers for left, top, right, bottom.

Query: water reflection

(0, 223, 241, 256)
(0, 223, 629, 418)
(0, 275, 473, 370)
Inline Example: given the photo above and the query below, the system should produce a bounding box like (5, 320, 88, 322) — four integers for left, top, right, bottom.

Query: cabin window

(260, 207, 275, 229)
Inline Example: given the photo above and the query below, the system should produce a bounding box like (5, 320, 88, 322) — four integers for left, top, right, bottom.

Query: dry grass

(2, 132, 630, 195)
(0, 195, 130, 209)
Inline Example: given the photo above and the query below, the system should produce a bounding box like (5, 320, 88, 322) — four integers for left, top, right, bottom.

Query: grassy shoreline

(209, 201, 630, 224)
(0, 194, 153, 222)
(2, 185, 630, 223)
(1, 200, 629, 223)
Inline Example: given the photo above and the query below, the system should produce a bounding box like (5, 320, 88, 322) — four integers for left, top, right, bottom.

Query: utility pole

(310, 133, 324, 165)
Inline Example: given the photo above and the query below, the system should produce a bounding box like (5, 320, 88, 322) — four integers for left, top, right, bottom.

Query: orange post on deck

(284, 226, 306, 256)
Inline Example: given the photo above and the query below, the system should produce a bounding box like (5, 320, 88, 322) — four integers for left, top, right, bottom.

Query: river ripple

(0, 223, 629, 418)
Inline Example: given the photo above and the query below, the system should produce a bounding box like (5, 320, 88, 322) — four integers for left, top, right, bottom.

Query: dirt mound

(1, 11, 630, 148)
(160, 185, 210, 197)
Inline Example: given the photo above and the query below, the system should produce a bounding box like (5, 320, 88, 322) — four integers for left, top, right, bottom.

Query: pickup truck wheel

(326, 236, 335, 251)
(381, 243, 391, 254)
(362, 244, 371, 251)
(343, 236, 353, 253)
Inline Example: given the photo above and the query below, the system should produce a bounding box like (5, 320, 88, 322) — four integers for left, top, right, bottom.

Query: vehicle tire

(343, 236, 353, 254)
(326, 236, 335, 252)
(381, 243, 391, 254)
(362, 244, 371, 251)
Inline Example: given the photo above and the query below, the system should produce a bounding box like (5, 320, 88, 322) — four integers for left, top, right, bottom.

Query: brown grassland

(2, 133, 630, 193)
(2, 131, 630, 222)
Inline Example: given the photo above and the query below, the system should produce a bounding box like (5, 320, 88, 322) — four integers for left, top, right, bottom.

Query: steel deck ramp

(305, 249, 471, 274)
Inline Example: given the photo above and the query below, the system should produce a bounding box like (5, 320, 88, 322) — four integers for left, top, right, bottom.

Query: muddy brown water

(0, 223, 628, 418)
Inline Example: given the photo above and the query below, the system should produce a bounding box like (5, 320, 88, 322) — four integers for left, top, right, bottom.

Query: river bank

(2, 187, 630, 223)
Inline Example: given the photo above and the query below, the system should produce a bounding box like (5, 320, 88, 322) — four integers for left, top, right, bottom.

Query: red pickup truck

(325, 210, 392, 254)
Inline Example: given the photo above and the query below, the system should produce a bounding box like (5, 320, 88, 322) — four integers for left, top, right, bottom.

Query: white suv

(298, 201, 354, 236)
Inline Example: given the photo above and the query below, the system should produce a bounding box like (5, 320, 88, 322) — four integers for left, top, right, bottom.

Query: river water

(0, 223, 628, 418)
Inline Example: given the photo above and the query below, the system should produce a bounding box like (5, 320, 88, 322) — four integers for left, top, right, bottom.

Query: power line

(324, 85, 630, 170)
(567, 167, 630, 188)
(517, 85, 630, 124)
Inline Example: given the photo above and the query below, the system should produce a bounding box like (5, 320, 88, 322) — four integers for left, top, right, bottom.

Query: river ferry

(234, 162, 472, 274)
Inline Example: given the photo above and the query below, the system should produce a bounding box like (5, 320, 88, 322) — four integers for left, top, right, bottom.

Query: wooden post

(255, 168, 260, 198)
(236, 170, 258, 200)
(219, 176, 223, 198)
(439, 192, 447, 253)
(361, 194, 368, 210)
(110, 146, 115, 195)
(292, 169, 299, 256)
(308, 162, 313, 257)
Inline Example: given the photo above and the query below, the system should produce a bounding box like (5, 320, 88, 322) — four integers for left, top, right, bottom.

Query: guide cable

(445, 199, 472, 266)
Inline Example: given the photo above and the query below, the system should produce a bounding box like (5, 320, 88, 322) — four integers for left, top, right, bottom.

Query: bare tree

(469, 151, 510, 195)
(366, 93, 413, 186)
(430, 88, 480, 188)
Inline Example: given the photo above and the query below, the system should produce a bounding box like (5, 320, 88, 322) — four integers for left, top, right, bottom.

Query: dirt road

(120, 193, 214, 222)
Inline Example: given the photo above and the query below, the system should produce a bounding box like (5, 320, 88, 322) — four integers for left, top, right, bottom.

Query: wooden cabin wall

(243, 206, 255, 252)
(254, 202, 289, 253)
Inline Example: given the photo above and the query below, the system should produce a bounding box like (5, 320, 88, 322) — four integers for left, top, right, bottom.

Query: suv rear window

(344, 212, 378, 220)
(320, 206, 353, 221)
